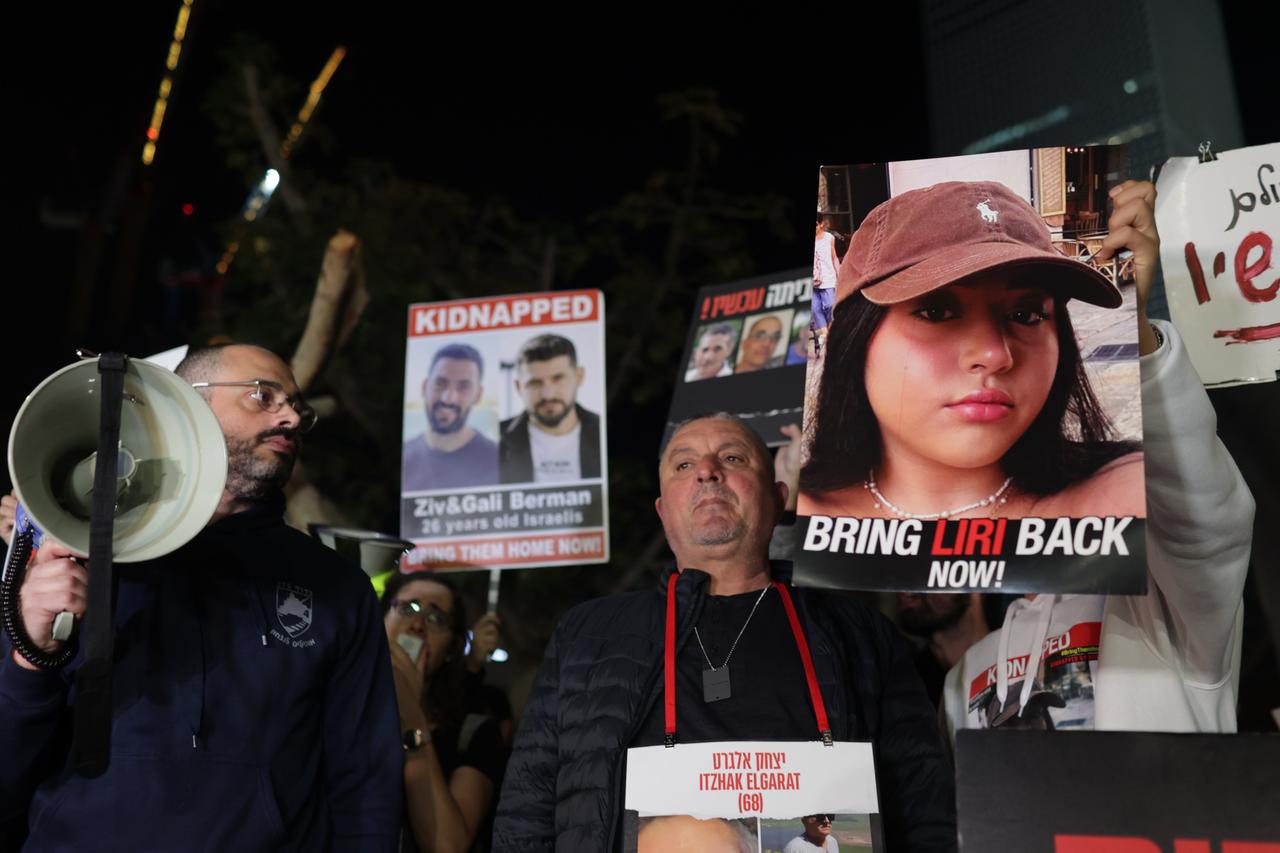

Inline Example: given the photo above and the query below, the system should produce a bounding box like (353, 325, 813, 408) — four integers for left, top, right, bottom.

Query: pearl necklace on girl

(865, 471, 1013, 520)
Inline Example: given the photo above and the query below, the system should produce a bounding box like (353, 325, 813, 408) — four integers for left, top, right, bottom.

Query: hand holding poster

(795, 148, 1149, 593)
(400, 290, 609, 570)
(1156, 141, 1280, 386)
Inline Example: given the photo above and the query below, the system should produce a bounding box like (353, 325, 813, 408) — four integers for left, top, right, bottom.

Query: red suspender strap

(773, 581, 834, 745)
(664, 572, 679, 747)
(662, 575, 833, 747)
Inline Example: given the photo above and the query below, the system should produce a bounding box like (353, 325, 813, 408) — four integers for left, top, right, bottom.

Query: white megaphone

(8, 356, 228, 563)
(309, 525, 413, 578)
(3, 353, 228, 778)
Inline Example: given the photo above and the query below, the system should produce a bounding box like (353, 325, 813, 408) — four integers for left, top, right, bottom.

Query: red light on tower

(147, 127, 159, 140)
(181, 203, 194, 216)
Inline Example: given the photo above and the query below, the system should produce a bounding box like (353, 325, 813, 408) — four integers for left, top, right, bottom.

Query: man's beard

(224, 427, 297, 502)
(690, 483, 744, 546)
(530, 399, 571, 429)
(428, 403, 468, 434)
(899, 593, 970, 637)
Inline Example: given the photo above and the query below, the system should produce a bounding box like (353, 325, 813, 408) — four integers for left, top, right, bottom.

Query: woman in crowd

(384, 572, 506, 853)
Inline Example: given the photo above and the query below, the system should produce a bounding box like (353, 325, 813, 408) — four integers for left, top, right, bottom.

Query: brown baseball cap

(835, 180, 1122, 308)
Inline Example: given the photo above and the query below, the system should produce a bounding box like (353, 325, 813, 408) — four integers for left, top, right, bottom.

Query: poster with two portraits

(400, 290, 608, 570)
(673, 146, 1149, 596)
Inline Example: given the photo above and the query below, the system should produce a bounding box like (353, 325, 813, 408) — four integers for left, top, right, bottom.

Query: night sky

(5, 0, 1276, 475)
(4, 0, 1279, 732)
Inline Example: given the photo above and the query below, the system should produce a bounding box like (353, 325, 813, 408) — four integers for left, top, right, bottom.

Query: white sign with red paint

(625, 741, 877, 820)
(1157, 142, 1280, 386)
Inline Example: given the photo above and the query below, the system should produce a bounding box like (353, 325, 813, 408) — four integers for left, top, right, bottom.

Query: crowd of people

(0, 177, 1256, 852)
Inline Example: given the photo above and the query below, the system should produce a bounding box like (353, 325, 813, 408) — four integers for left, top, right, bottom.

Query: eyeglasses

(191, 379, 318, 434)
(804, 815, 835, 823)
(749, 331, 783, 343)
(392, 599, 451, 631)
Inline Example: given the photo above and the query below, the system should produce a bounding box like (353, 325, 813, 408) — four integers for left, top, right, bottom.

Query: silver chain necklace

(866, 470, 1013, 520)
(694, 584, 771, 703)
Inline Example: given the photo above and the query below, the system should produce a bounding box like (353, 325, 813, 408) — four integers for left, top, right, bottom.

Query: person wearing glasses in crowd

(0, 343, 403, 850)
(783, 814, 839, 852)
(735, 314, 787, 373)
(383, 571, 507, 853)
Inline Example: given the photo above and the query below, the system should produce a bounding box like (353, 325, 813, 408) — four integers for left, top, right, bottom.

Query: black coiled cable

(1, 530, 77, 669)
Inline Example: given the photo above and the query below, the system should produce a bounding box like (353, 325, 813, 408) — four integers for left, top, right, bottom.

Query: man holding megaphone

(0, 344, 403, 851)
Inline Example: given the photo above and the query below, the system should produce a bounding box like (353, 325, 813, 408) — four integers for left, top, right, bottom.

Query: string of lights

(141, 0, 194, 167)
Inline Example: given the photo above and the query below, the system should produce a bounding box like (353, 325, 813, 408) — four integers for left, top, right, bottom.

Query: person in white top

(941, 180, 1254, 740)
(686, 323, 739, 382)
(783, 814, 841, 852)
(499, 333, 602, 484)
(812, 216, 839, 353)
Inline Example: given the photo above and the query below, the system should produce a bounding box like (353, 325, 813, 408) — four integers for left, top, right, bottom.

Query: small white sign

(1157, 142, 1280, 386)
(625, 740, 878, 821)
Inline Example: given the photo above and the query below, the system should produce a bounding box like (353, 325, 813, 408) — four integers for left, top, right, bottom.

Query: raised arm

(1103, 180, 1254, 685)
(393, 638, 497, 853)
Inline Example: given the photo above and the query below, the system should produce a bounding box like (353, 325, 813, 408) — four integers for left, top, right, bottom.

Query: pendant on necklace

(702, 667, 731, 702)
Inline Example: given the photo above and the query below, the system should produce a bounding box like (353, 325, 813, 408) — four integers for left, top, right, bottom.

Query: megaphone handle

(51, 611, 75, 642)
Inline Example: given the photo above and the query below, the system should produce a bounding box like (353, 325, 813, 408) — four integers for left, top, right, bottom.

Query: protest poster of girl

(796, 148, 1148, 593)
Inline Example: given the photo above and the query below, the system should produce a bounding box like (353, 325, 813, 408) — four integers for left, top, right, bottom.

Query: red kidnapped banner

(408, 290, 599, 337)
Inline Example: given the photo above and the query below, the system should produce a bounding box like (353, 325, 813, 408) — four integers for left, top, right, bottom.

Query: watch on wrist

(1150, 322, 1165, 351)
(403, 728, 429, 751)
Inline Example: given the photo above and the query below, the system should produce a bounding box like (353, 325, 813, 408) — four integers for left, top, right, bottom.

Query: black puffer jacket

(493, 566, 956, 852)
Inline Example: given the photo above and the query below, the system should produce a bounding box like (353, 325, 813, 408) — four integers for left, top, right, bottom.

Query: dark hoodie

(0, 498, 403, 851)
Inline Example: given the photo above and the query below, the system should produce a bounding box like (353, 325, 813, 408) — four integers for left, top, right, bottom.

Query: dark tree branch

(243, 63, 311, 231)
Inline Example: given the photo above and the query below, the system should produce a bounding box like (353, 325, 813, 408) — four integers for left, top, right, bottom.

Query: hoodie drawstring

(252, 584, 273, 647)
(185, 568, 207, 749)
(995, 595, 1056, 718)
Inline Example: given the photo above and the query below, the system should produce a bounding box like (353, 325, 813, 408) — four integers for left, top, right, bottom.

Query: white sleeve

(1128, 318, 1254, 684)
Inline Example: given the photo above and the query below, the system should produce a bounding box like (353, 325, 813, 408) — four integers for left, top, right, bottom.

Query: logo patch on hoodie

(277, 583, 314, 639)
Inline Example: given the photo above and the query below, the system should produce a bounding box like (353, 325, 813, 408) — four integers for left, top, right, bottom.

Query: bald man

(0, 344, 403, 851)
(735, 315, 786, 372)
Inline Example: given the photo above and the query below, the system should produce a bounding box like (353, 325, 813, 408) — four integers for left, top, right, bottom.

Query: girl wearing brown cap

(799, 179, 1156, 521)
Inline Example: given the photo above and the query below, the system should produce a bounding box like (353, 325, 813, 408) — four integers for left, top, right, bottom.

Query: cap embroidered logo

(977, 199, 999, 223)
